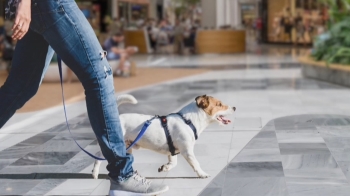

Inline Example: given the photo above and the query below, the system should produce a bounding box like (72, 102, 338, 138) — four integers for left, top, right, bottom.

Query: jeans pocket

(30, 0, 65, 33)
(32, 0, 64, 15)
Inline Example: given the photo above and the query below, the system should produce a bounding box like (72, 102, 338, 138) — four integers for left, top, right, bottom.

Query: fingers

(17, 22, 29, 40)
(12, 22, 28, 40)
(12, 23, 24, 40)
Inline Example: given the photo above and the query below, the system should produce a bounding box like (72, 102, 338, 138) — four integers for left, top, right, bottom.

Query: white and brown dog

(92, 94, 235, 179)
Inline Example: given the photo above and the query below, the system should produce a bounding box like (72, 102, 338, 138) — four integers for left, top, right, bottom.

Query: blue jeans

(0, 0, 134, 181)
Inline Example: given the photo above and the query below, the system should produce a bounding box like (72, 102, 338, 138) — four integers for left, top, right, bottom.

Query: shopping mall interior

(1, 0, 350, 195)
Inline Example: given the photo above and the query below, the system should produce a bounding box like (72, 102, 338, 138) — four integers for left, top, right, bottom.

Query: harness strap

(174, 113, 198, 140)
(160, 116, 178, 156)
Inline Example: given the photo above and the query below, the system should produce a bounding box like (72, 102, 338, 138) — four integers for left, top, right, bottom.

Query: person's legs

(118, 53, 128, 72)
(29, 0, 134, 181)
(0, 29, 53, 127)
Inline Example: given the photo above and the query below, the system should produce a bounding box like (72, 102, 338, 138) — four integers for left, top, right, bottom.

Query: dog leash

(57, 56, 152, 161)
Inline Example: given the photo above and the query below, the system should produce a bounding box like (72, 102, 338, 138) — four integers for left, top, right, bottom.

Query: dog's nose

(233, 107, 236, 111)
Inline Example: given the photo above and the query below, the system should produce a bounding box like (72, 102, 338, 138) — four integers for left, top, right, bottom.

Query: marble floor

(2, 46, 350, 195)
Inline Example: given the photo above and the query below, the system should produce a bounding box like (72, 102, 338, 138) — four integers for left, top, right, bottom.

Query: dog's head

(195, 95, 236, 125)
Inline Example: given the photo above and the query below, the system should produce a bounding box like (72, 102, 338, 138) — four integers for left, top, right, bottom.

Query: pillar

(112, 0, 118, 18)
(201, 0, 217, 28)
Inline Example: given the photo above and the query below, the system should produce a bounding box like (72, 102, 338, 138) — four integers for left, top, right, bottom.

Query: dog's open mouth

(217, 115, 231, 125)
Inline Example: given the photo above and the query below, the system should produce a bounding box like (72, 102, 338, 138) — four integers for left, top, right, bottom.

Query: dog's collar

(175, 113, 198, 140)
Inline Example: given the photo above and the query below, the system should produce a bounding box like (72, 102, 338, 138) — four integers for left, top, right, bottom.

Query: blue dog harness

(58, 57, 198, 160)
(126, 113, 198, 156)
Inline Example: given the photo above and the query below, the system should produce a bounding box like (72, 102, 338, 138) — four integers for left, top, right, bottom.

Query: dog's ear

(195, 95, 209, 109)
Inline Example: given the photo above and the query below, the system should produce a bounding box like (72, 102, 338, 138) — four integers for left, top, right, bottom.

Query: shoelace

(133, 172, 151, 186)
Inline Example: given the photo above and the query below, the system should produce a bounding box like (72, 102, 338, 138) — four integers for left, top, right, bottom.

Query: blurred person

(279, 12, 286, 39)
(146, 18, 157, 52)
(0, 1, 169, 195)
(164, 19, 174, 44)
(255, 17, 262, 43)
(294, 12, 305, 46)
(184, 26, 197, 54)
(284, 18, 293, 42)
(173, 19, 184, 55)
(104, 32, 138, 77)
(154, 20, 170, 53)
(272, 14, 281, 41)
(305, 19, 314, 44)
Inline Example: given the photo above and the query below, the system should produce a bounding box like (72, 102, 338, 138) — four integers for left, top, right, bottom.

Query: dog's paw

(92, 172, 99, 179)
(158, 164, 170, 172)
(197, 172, 210, 178)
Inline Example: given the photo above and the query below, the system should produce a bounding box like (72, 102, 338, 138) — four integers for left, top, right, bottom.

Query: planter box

(43, 62, 78, 83)
(299, 56, 350, 87)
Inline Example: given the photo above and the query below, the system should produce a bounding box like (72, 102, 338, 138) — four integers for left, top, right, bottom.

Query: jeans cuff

(110, 170, 134, 182)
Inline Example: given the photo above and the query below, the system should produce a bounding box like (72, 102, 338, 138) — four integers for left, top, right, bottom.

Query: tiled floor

(2, 46, 350, 195)
(201, 114, 350, 196)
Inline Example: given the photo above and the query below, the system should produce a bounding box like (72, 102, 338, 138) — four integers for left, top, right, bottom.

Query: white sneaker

(109, 171, 169, 196)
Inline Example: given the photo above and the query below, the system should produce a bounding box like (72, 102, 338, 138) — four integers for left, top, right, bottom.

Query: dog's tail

(117, 94, 138, 107)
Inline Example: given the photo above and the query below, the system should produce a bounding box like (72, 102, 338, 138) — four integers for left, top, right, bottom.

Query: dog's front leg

(92, 160, 101, 179)
(158, 155, 177, 172)
(181, 148, 210, 178)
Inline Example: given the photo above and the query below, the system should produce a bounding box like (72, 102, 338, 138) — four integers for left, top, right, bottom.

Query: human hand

(12, 0, 31, 41)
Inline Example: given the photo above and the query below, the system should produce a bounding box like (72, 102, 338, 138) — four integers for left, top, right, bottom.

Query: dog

(92, 94, 236, 179)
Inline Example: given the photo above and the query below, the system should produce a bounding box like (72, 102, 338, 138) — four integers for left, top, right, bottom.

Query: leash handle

(57, 56, 106, 161)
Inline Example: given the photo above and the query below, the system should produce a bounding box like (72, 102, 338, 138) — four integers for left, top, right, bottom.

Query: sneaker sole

(109, 186, 169, 196)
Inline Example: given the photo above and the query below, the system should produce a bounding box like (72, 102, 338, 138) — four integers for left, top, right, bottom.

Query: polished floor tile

(279, 143, 330, 155)
(232, 149, 281, 162)
(0, 180, 41, 195)
(11, 152, 79, 166)
(222, 177, 289, 196)
(281, 154, 338, 169)
(227, 162, 285, 178)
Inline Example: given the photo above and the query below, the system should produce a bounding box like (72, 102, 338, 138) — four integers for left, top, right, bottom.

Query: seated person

(104, 32, 138, 76)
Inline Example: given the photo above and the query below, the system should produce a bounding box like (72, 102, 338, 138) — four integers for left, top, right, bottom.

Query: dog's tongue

(220, 116, 231, 124)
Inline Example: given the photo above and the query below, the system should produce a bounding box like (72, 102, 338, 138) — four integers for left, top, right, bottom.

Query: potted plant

(300, 0, 350, 87)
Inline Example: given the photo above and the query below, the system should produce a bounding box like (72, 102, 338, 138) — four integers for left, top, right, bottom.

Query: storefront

(262, 0, 329, 45)
(241, 3, 257, 24)
(118, 0, 150, 27)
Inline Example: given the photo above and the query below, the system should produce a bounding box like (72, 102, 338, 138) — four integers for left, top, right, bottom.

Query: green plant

(312, 0, 350, 65)
(171, 0, 201, 19)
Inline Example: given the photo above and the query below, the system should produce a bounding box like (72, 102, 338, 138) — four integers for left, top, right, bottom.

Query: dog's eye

(217, 103, 222, 107)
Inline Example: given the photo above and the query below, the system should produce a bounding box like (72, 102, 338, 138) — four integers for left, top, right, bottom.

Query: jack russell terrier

(92, 94, 236, 179)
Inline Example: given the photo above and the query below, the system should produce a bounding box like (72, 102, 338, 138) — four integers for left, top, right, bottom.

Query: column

(217, 0, 225, 27)
(112, 0, 118, 18)
(149, 0, 158, 19)
(231, 0, 241, 27)
(201, 0, 217, 28)
(225, 0, 232, 26)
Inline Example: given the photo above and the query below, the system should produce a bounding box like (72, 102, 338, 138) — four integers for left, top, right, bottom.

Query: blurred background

(2, 1, 350, 195)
